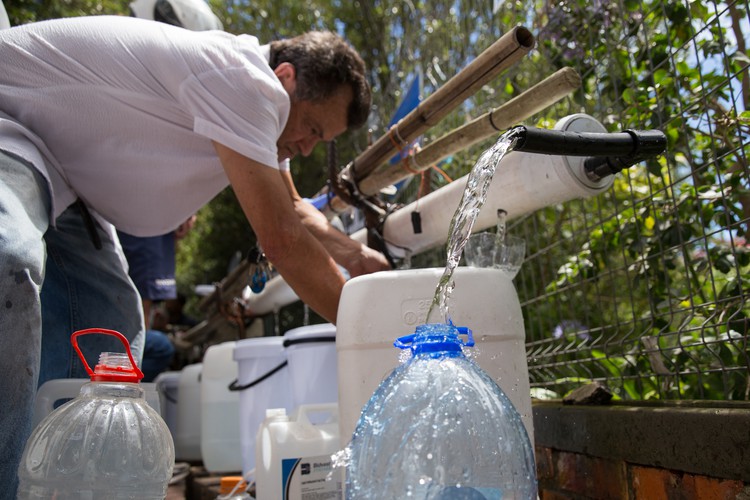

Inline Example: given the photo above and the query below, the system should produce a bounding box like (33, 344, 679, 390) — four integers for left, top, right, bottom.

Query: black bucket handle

(227, 335, 335, 392)
(228, 360, 288, 392)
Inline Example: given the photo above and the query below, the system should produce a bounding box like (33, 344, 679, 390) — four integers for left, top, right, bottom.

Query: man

(0, 15, 389, 497)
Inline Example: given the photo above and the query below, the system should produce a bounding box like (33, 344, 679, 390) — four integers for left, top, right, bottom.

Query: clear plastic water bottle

(346, 323, 537, 499)
(18, 328, 175, 499)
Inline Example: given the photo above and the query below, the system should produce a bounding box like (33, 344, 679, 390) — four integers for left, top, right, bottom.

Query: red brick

(539, 490, 577, 500)
(631, 466, 671, 499)
(693, 475, 744, 500)
(536, 446, 555, 482)
(631, 466, 745, 499)
(551, 450, 627, 499)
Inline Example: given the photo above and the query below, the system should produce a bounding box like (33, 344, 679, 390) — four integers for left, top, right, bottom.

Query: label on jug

(280, 455, 341, 499)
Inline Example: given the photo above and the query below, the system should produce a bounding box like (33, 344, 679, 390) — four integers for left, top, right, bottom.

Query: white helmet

(129, 0, 223, 31)
(0, 0, 10, 30)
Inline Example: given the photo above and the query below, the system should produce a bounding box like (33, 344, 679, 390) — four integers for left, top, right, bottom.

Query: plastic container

(18, 328, 174, 499)
(201, 341, 242, 473)
(336, 267, 533, 443)
(255, 404, 342, 500)
(175, 362, 203, 462)
(346, 323, 537, 499)
(232, 336, 294, 477)
(32, 378, 161, 430)
(283, 323, 338, 411)
(216, 476, 251, 499)
(154, 370, 180, 443)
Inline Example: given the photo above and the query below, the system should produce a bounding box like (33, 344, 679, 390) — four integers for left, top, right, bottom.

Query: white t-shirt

(0, 15, 290, 236)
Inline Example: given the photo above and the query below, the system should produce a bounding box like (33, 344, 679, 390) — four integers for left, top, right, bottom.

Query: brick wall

(532, 401, 750, 499)
(536, 447, 750, 499)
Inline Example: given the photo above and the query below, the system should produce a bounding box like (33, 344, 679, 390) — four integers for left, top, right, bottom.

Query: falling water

(426, 128, 522, 324)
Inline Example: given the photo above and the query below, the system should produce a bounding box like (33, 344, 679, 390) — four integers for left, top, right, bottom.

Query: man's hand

(174, 214, 197, 240)
(339, 241, 391, 278)
(278, 171, 391, 277)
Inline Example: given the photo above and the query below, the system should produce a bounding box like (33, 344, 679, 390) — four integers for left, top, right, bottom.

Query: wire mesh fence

(228, 0, 748, 403)
(513, 0, 750, 401)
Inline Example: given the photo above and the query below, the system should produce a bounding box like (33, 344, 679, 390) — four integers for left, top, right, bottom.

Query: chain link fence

(513, 0, 749, 401)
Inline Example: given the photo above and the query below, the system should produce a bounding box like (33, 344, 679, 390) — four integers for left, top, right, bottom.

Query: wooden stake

(358, 67, 581, 195)
(350, 26, 535, 182)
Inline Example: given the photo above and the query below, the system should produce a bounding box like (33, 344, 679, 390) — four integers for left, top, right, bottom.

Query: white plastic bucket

(254, 403, 341, 500)
(233, 336, 294, 477)
(336, 267, 533, 445)
(154, 370, 180, 442)
(175, 363, 202, 462)
(201, 341, 242, 473)
(32, 378, 161, 430)
(283, 323, 338, 410)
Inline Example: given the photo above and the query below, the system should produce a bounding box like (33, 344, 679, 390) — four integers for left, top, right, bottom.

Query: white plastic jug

(154, 371, 180, 443)
(201, 341, 243, 473)
(19, 328, 174, 499)
(336, 267, 533, 444)
(175, 362, 203, 462)
(233, 336, 294, 477)
(32, 378, 161, 430)
(283, 323, 338, 410)
(255, 404, 342, 500)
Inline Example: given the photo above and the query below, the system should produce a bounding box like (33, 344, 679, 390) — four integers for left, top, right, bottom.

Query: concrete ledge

(532, 400, 750, 482)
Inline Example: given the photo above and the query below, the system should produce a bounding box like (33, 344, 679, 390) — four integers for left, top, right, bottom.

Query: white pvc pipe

(245, 114, 613, 314)
(360, 114, 613, 257)
(242, 272, 301, 315)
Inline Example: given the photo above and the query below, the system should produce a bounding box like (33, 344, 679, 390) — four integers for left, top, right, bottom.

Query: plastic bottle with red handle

(17, 328, 175, 499)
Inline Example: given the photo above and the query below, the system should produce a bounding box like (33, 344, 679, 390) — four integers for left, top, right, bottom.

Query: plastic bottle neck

(397, 323, 471, 358)
(91, 352, 142, 383)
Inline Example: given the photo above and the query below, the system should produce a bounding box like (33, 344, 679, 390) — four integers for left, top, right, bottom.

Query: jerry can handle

(71, 328, 144, 380)
(394, 325, 475, 349)
(456, 326, 475, 347)
(393, 334, 415, 350)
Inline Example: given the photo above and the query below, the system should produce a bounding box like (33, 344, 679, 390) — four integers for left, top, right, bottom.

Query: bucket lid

(283, 323, 335, 348)
(233, 336, 285, 361)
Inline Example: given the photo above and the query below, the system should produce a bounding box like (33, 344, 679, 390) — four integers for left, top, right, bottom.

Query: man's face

(276, 87, 352, 162)
(274, 62, 353, 162)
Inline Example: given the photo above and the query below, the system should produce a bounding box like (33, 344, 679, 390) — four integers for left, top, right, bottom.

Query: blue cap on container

(394, 323, 474, 357)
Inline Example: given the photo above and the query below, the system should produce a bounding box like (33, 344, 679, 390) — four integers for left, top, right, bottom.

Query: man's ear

(274, 62, 296, 95)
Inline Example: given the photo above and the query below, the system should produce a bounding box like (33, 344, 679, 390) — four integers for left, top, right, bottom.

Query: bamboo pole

(357, 67, 581, 195)
(350, 25, 535, 183)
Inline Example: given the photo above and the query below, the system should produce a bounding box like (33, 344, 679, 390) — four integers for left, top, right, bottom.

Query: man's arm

(214, 142, 345, 324)
(278, 170, 391, 277)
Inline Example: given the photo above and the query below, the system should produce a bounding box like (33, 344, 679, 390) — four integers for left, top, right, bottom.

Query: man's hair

(269, 31, 371, 130)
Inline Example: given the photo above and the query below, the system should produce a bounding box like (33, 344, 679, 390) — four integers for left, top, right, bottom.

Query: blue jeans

(142, 329, 175, 382)
(0, 149, 144, 499)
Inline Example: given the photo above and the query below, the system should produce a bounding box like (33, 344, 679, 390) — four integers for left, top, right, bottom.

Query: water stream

(426, 129, 521, 324)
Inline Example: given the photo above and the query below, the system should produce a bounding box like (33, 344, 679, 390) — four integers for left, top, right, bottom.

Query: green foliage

(519, 0, 749, 401)
(6, 0, 129, 24)
(11, 0, 748, 400)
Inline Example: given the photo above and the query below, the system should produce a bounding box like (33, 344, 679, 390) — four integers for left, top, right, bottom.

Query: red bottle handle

(71, 328, 144, 382)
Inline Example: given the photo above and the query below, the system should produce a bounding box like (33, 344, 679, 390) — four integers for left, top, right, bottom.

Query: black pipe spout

(510, 125, 667, 181)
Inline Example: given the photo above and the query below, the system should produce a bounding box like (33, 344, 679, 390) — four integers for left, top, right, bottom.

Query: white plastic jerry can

(254, 403, 342, 500)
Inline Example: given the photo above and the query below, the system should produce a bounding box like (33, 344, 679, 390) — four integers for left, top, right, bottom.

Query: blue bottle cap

(394, 323, 474, 357)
